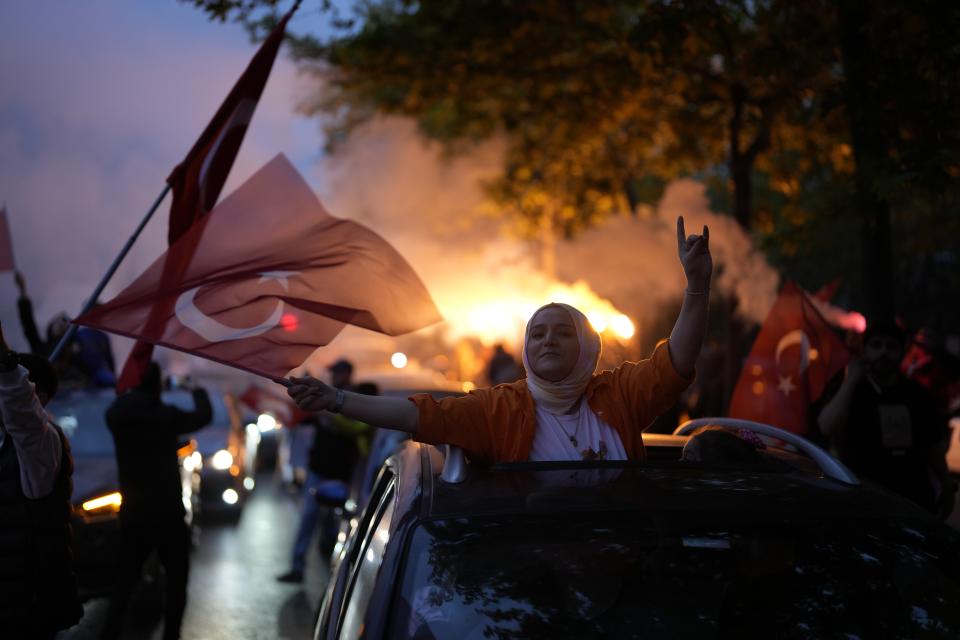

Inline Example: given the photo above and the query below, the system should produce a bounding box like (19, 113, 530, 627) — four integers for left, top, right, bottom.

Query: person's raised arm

(162, 386, 213, 435)
(283, 376, 419, 434)
(668, 216, 712, 378)
(14, 271, 45, 355)
(0, 320, 62, 498)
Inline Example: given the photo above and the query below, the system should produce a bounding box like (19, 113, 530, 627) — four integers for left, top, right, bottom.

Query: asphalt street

(59, 472, 329, 640)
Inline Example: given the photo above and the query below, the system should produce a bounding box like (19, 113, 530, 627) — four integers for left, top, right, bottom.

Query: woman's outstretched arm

(668, 216, 712, 378)
(283, 376, 420, 434)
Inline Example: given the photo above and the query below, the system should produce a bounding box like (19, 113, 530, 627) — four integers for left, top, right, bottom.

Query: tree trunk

(728, 84, 751, 230)
(731, 155, 753, 230)
(838, 0, 896, 322)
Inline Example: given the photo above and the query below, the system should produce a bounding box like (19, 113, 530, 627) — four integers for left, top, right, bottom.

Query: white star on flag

(778, 375, 797, 397)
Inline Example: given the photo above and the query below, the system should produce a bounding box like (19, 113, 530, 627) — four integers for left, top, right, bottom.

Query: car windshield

(392, 514, 960, 639)
(45, 390, 116, 457)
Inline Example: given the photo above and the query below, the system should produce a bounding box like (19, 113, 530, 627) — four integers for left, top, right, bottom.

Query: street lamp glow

(222, 488, 239, 505)
(391, 352, 408, 369)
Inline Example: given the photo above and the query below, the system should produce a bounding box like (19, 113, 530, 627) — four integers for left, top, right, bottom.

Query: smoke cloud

(315, 116, 780, 365)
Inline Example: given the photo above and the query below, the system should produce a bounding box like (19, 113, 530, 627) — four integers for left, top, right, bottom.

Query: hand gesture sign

(677, 216, 712, 291)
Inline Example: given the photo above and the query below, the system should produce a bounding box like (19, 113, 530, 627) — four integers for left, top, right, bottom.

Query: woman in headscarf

(284, 216, 711, 462)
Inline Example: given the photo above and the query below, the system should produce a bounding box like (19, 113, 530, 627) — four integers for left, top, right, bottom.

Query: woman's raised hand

(676, 216, 712, 291)
(283, 375, 335, 412)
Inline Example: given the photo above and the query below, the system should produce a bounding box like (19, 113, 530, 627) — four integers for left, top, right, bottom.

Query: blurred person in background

(0, 320, 82, 638)
(278, 364, 379, 583)
(903, 326, 960, 428)
(486, 343, 522, 386)
(102, 362, 212, 640)
(14, 270, 115, 388)
(816, 321, 956, 517)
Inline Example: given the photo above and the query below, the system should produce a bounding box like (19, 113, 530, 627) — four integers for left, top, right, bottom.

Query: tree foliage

(188, 0, 960, 326)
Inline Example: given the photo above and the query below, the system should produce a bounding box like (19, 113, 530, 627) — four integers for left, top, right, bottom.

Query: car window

(391, 514, 960, 639)
(46, 390, 116, 457)
(320, 467, 396, 638)
(338, 483, 396, 639)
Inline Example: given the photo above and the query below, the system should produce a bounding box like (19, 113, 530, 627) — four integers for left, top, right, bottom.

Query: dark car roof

(334, 436, 959, 640)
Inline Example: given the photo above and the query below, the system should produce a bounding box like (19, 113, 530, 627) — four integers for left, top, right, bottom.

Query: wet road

(60, 473, 330, 640)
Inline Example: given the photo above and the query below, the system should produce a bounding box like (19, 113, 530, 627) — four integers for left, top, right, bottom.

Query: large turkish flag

(727, 281, 850, 434)
(117, 4, 297, 391)
(77, 154, 442, 380)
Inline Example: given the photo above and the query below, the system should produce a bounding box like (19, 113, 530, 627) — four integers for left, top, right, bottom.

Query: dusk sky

(0, 1, 329, 354)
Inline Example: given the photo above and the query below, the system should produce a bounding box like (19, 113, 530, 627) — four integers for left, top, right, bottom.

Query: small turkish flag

(727, 281, 850, 434)
(0, 207, 15, 272)
(76, 154, 442, 380)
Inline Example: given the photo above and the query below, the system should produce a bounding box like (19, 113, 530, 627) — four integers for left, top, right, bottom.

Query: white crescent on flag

(775, 329, 810, 374)
(174, 270, 297, 343)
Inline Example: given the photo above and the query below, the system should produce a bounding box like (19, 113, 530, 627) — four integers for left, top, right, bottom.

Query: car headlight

(211, 449, 234, 470)
(182, 450, 203, 472)
(257, 413, 277, 432)
(82, 492, 122, 514)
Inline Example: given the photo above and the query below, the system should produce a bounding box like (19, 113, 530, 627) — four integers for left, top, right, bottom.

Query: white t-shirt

(529, 396, 627, 461)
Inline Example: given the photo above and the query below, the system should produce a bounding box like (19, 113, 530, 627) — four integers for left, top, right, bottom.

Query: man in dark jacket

(102, 362, 212, 640)
(0, 321, 83, 639)
(817, 322, 956, 516)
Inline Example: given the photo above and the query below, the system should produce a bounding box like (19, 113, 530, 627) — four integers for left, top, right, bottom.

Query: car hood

(71, 455, 119, 504)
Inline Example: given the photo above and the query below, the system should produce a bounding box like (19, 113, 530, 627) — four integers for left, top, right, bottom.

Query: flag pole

(49, 184, 171, 362)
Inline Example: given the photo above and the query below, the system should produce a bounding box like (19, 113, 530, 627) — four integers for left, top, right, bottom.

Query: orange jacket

(411, 340, 692, 462)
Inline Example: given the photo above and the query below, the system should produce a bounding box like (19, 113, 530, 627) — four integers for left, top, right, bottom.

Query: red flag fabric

(166, 4, 297, 242)
(0, 207, 14, 271)
(812, 278, 841, 302)
(76, 154, 442, 380)
(117, 3, 298, 392)
(727, 281, 850, 435)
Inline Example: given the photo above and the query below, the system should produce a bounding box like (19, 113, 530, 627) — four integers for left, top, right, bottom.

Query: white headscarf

(522, 302, 602, 414)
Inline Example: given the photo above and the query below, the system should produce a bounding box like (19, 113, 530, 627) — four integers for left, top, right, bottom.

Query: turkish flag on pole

(116, 3, 298, 392)
(76, 154, 442, 381)
(0, 207, 14, 271)
(727, 281, 850, 435)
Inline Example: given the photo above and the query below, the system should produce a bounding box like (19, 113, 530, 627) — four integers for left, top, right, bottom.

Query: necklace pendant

(569, 436, 578, 447)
